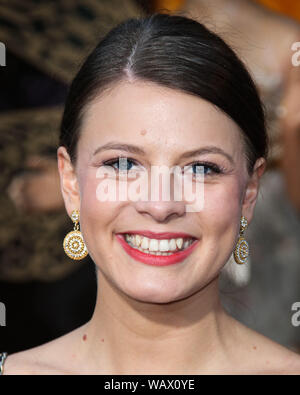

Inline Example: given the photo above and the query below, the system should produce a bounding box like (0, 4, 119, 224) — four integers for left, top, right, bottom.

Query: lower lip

(115, 234, 199, 266)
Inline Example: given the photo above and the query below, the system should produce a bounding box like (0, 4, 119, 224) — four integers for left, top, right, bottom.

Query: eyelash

(101, 156, 224, 176)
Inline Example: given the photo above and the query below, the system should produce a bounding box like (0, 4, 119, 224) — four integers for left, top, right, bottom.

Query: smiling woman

(3, 13, 300, 375)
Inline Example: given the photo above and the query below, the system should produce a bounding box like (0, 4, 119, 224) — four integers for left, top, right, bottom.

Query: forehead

(80, 80, 244, 158)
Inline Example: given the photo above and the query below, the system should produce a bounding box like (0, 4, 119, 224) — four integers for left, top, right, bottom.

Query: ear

(242, 157, 266, 223)
(57, 146, 80, 216)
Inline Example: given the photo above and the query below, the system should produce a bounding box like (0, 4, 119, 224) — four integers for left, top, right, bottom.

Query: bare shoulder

(3, 324, 86, 375)
(228, 316, 300, 375)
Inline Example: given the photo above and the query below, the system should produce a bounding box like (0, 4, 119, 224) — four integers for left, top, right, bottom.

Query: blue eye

(190, 162, 222, 176)
(103, 157, 137, 172)
(102, 157, 222, 177)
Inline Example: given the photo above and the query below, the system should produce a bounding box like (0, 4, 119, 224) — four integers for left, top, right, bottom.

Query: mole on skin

(140, 129, 147, 136)
(83, 334, 87, 341)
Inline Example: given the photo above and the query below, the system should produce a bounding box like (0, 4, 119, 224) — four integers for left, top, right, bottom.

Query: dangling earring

(234, 216, 249, 264)
(63, 210, 88, 261)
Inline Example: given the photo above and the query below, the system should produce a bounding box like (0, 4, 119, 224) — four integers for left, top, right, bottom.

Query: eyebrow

(180, 146, 234, 165)
(93, 142, 234, 165)
(93, 142, 145, 156)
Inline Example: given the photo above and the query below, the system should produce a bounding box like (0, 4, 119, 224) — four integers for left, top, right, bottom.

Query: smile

(115, 231, 199, 266)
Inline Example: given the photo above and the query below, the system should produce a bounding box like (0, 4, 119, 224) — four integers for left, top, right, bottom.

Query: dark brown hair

(60, 13, 268, 172)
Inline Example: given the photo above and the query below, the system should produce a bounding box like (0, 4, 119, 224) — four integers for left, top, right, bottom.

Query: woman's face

(58, 80, 264, 303)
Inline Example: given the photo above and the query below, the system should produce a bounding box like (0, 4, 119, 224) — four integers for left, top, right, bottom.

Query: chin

(120, 279, 190, 304)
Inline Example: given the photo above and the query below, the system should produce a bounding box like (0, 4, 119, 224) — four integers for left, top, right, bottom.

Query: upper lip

(118, 230, 197, 240)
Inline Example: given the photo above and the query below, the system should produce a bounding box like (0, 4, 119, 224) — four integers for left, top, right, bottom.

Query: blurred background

(0, 0, 299, 354)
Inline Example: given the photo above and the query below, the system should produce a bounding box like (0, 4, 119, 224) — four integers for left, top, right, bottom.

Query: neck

(78, 272, 233, 374)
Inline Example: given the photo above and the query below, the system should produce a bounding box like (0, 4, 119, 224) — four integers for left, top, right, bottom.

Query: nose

(131, 167, 190, 223)
(135, 200, 186, 223)
(134, 173, 186, 223)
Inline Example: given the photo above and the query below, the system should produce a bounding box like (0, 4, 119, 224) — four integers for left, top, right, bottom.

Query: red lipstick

(115, 233, 199, 266)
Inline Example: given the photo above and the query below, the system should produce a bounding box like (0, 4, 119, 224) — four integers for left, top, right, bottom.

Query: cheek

(79, 171, 102, 217)
(202, 179, 242, 237)
(76, 171, 119, 244)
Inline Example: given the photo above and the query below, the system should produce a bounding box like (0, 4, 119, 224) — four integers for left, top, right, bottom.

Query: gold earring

(63, 210, 88, 261)
(234, 216, 249, 264)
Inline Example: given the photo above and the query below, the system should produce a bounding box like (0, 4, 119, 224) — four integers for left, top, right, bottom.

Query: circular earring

(234, 216, 249, 265)
(63, 210, 88, 261)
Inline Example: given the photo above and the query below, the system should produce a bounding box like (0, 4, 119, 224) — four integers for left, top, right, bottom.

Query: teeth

(149, 239, 159, 252)
(124, 234, 194, 254)
(159, 239, 169, 252)
(169, 239, 177, 251)
(135, 235, 142, 247)
(141, 237, 149, 250)
(176, 238, 183, 249)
